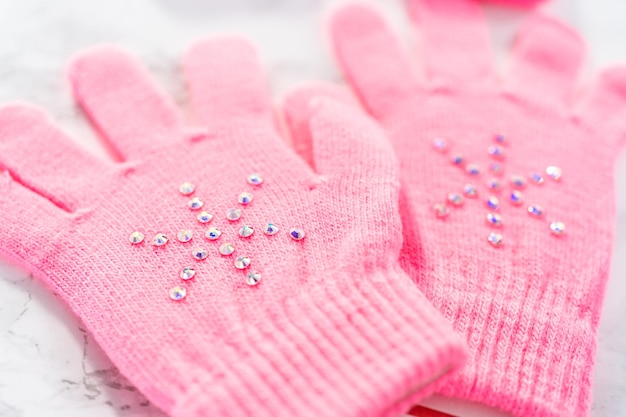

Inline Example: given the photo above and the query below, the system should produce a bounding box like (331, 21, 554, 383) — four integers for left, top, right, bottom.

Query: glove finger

(405, 0, 494, 87)
(184, 37, 274, 129)
(0, 105, 114, 212)
(330, 5, 420, 119)
(282, 82, 357, 170)
(68, 46, 185, 161)
(578, 67, 626, 151)
(0, 169, 70, 270)
(284, 91, 398, 192)
(505, 14, 585, 107)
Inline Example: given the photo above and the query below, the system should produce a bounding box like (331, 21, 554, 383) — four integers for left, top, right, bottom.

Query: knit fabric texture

(313, 1, 626, 416)
(0, 38, 467, 417)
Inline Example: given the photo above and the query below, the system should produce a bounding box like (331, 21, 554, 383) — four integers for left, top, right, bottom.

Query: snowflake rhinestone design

(431, 135, 565, 247)
(128, 175, 306, 300)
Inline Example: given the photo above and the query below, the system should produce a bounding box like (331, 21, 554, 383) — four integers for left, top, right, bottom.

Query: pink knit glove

(0, 39, 467, 417)
(297, 1, 626, 416)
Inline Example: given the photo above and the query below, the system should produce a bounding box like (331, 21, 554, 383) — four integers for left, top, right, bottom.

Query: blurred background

(0, 1, 624, 416)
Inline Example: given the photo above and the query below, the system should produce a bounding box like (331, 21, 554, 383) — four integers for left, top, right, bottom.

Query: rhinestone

(527, 205, 545, 217)
(451, 154, 465, 165)
(488, 232, 503, 247)
(219, 242, 235, 256)
(226, 208, 242, 221)
(463, 184, 478, 198)
(247, 174, 263, 186)
(546, 166, 562, 181)
(433, 203, 450, 218)
(495, 134, 506, 144)
(489, 162, 503, 175)
(466, 164, 480, 176)
(234, 256, 251, 270)
(263, 223, 279, 235)
(447, 193, 463, 206)
(550, 221, 566, 236)
(169, 286, 187, 301)
(486, 179, 501, 191)
(191, 247, 208, 260)
(179, 182, 195, 196)
(197, 211, 213, 224)
(289, 228, 305, 241)
(486, 213, 502, 227)
(487, 196, 499, 210)
(205, 227, 222, 240)
(238, 192, 253, 205)
(530, 172, 545, 185)
(510, 175, 527, 188)
(246, 272, 262, 286)
(180, 267, 196, 280)
(487, 145, 504, 158)
(177, 229, 193, 243)
(188, 197, 204, 210)
(152, 233, 168, 246)
(239, 225, 255, 238)
(129, 231, 144, 244)
(432, 138, 447, 152)
(510, 190, 524, 205)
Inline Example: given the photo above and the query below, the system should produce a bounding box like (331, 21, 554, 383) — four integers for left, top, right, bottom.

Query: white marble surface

(0, 1, 625, 416)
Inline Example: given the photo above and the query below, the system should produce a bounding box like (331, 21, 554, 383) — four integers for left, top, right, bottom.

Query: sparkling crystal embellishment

(129, 231, 144, 244)
(205, 227, 222, 240)
(510, 190, 524, 205)
(219, 243, 235, 256)
(486, 179, 501, 191)
(510, 175, 527, 189)
(179, 182, 195, 196)
(432, 138, 447, 152)
(451, 154, 465, 165)
(226, 208, 242, 221)
(447, 193, 463, 206)
(246, 272, 262, 286)
(177, 229, 193, 243)
(528, 205, 545, 217)
(239, 225, 254, 238)
(550, 221, 566, 236)
(169, 286, 187, 301)
(466, 164, 480, 176)
(234, 256, 251, 270)
(530, 172, 545, 185)
(180, 267, 196, 280)
(487, 145, 504, 158)
(238, 192, 253, 205)
(463, 184, 478, 198)
(486, 213, 503, 227)
(487, 232, 503, 247)
(247, 174, 263, 186)
(197, 211, 213, 224)
(546, 166, 562, 181)
(263, 223, 279, 235)
(188, 197, 204, 210)
(152, 233, 168, 246)
(289, 228, 305, 241)
(434, 203, 450, 218)
(495, 134, 506, 144)
(487, 196, 499, 210)
(489, 162, 503, 175)
(191, 247, 208, 260)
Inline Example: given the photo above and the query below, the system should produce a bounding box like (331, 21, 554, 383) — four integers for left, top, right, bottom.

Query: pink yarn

(292, 1, 626, 416)
(0, 39, 467, 416)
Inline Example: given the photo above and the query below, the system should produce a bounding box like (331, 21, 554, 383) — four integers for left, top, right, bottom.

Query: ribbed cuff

(170, 269, 466, 417)
(438, 285, 597, 417)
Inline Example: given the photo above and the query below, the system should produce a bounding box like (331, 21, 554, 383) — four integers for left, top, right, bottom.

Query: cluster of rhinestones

(431, 135, 566, 247)
(129, 174, 307, 300)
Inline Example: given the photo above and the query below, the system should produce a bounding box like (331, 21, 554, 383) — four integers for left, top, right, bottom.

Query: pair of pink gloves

(1, 1, 625, 417)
